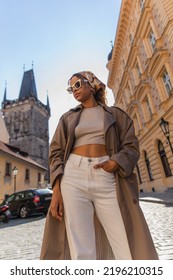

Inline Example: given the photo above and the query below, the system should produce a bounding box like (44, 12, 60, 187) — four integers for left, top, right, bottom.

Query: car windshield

(35, 189, 52, 195)
(6, 194, 15, 203)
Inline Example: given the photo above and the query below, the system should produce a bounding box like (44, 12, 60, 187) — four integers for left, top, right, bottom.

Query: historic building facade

(107, 0, 173, 192)
(0, 113, 47, 202)
(1, 69, 50, 181)
(0, 140, 47, 202)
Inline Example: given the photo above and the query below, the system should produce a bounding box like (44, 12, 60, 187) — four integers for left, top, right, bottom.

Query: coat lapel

(67, 110, 81, 137)
(103, 105, 116, 136)
(64, 107, 82, 161)
(67, 106, 82, 137)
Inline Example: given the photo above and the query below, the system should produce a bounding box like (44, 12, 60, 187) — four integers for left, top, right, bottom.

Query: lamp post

(159, 118, 173, 154)
(12, 166, 18, 193)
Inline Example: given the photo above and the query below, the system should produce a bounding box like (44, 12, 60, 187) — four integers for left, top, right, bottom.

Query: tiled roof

(0, 141, 47, 170)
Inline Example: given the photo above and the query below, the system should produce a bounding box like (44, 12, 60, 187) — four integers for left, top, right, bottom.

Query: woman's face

(69, 76, 95, 104)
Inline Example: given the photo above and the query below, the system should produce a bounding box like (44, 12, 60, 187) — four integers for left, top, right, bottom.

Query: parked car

(4, 188, 53, 218)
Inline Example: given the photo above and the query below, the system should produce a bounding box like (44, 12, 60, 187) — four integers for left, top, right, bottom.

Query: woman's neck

(81, 100, 98, 108)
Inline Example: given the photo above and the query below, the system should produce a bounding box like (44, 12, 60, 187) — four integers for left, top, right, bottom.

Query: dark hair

(69, 74, 107, 105)
(94, 88, 107, 105)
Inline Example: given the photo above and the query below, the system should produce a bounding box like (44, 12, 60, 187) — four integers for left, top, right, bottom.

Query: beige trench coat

(40, 104, 158, 260)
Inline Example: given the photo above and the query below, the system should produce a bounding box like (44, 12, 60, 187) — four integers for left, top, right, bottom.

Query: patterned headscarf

(70, 71, 106, 93)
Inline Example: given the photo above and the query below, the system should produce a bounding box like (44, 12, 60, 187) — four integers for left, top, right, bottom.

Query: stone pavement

(0, 188, 172, 260)
(0, 215, 45, 260)
(139, 187, 173, 260)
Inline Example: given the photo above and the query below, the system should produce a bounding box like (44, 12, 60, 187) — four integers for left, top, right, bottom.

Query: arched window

(136, 164, 142, 184)
(144, 151, 154, 181)
(158, 140, 172, 177)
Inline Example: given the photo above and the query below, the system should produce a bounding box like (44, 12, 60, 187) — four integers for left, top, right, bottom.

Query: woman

(40, 71, 158, 260)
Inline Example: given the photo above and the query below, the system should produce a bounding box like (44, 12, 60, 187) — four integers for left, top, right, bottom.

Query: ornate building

(107, 0, 173, 192)
(1, 69, 50, 181)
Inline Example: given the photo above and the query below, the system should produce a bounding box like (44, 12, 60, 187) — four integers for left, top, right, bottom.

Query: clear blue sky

(0, 0, 122, 139)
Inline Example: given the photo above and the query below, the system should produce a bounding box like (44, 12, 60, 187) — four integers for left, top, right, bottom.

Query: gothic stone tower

(1, 69, 50, 181)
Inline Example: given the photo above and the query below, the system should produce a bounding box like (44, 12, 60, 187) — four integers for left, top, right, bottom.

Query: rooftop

(0, 141, 47, 171)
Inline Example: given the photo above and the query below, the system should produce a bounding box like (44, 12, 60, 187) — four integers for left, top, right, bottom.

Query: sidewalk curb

(139, 198, 173, 206)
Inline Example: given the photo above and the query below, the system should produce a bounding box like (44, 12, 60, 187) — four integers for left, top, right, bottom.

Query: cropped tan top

(73, 106, 105, 148)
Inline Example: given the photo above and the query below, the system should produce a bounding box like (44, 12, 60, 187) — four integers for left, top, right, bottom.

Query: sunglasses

(67, 79, 88, 94)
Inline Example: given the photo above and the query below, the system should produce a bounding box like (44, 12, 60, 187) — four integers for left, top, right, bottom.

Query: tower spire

(3, 81, 7, 102)
(46, 90, 50, 111)
(18, 69, 38, 99)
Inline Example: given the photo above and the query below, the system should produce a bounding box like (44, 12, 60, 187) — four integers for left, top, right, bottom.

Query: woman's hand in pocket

(93, 159, 119, 173)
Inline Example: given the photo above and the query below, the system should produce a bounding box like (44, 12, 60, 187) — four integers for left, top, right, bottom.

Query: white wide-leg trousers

(61, 154, 132, 260)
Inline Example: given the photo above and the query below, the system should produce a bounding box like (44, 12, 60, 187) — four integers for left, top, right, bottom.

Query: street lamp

(159, 118, 173, 154)
(12, 166, 18, 193)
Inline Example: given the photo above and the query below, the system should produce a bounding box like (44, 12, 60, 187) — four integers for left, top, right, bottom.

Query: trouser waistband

(68, 153, 109, 166)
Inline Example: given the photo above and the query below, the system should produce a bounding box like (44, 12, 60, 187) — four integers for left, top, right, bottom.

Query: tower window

(39, 145, 44, 159)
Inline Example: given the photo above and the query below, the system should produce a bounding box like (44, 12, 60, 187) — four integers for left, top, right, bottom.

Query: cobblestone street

(0, 201, 173, 260)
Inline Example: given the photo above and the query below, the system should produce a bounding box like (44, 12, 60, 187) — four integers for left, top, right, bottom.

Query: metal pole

(14, 175, 16, 193)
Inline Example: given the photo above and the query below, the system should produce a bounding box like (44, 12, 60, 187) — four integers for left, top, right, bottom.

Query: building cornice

(107, 0, 132, 89)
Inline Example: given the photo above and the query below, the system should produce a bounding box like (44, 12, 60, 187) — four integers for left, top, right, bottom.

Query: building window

(38, 172, 41, 183)
(5, 162, 11, 176)
(140, 0, 145, 11)
(144, 151, 154, 181)
(136, 63, 141, 78)
(158, 140, 172, 177)
(142, 93, 154, 123)
(149, 30, 157, 52)
(136, 164, 142, 184)
(25, 169, 30, 181)
(39, 145, 44, 159)
(129, 33, 133, 44)
(145, 96, 152, 117)
(134, 114, 140, 133)
(162, 70, 173, 96)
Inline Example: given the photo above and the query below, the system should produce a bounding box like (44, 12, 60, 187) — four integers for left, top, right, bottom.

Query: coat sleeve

(49, 115, 67, 187)
(110, 107, 140, 177)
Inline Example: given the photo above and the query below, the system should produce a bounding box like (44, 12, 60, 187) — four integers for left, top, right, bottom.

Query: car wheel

(19, 206, 29, 218)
